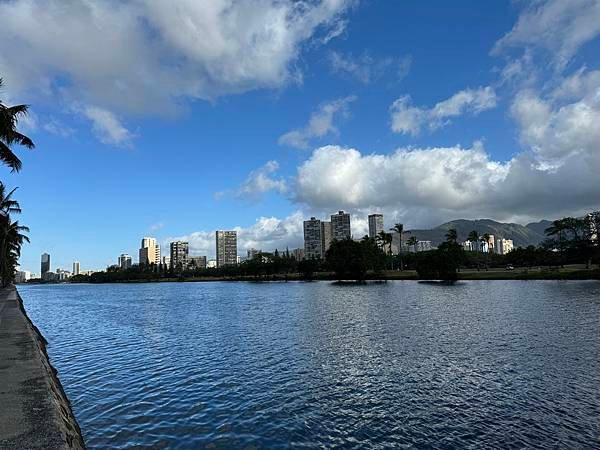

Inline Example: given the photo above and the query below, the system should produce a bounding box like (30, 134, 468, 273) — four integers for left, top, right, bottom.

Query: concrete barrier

(0, 286, 85, 449)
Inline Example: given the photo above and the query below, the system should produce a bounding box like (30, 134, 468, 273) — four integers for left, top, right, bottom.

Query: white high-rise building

(216, 231, 237, 267)
(72, 261, 80, 276)
(495, 238, 514, 255)
(368, 214, 384, 239)
(139, 237, 160, 265)
(331, 210, 351, 240)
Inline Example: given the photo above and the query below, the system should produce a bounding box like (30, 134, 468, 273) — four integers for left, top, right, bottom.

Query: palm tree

(467, 230, 479, 251)
(376, 231, 393, 269)
(407, 236, 418, 252)
(1, 78, 35, 172)
(0, 219, 30, 287)
(390, 223, 404, 271)
(445, 228, 458, 244)
(0, 182, 22, 217)
(545, 219, 567, 267)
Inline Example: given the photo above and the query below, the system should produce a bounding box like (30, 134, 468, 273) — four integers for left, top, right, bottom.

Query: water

(19, 281, 600, 449)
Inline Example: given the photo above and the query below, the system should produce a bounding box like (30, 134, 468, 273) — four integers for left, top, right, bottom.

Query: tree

(545, 219, 568, 266)
(1, 78, 35, 172)
(0, 219, 30, 287)
(467, 230, 479, 251)
(445, 228, 458, 244)
(406, 236, 418, 252)
(481, 233, 492, 270)
(326, 238, 367, 280)
(390, 223, 405, 271)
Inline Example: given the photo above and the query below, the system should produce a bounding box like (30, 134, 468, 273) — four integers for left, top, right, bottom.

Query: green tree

(445, 228, 458, 244)
(1, 79, 35, 172)
(406, 236, 418, 252)
(545, 219, 568, 266)
(467, 230, 479, 251)
(0, 219, 30, 287)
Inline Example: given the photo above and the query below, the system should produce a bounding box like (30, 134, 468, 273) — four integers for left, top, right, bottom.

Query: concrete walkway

(0, 286, 85, 449)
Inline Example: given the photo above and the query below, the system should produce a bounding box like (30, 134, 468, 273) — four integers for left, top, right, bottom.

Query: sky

(1, 0, 600, 273)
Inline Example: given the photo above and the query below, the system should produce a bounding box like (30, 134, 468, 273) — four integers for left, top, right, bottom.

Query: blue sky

(1, 0, 599, 272)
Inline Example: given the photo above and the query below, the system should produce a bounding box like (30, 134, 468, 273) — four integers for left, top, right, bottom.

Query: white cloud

(279, 95, 356, 148)
(493, 0, 600, 70)
(166, 211, 305, 257)
(217, 160, 287, 201)
(149, 222, 165, 232)
(511, 69, 600, 168)
(83, 106, 134, 147)
(328, 51, 411, 84)
(0, 0, 352, 115)
(292, 143, 600, 226)
(390, 87, 497, 135)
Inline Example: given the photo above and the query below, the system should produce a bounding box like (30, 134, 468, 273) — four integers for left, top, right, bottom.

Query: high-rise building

(368, 214, 384, 239)
(41, 253, 50, 276)
(304, 217, 323, 259)
(331, 210, 351, 240)
(188, 256, 207, 270)
(72, 261, 80, 276)
(495, 238, 514, 255)
(321, 221, 333, 254)
(170, 241, 189, 270)
(416, 241, 433, 252)
(139, 237, 160, 265)
(118, 254, 132, 269)
(292, 248, 305, 261)
(216, 231, 237, 267)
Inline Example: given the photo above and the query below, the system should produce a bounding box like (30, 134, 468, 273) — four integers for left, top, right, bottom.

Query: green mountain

(405, 219, 552, 248)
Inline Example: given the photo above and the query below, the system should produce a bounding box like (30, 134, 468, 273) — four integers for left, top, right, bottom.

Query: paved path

(0, 286, 85, 449)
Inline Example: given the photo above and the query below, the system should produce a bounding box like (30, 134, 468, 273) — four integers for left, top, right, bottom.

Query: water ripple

(19, 280, 600, 449)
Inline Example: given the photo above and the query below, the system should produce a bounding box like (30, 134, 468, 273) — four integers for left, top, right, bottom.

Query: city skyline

(4, 1, 599, 272)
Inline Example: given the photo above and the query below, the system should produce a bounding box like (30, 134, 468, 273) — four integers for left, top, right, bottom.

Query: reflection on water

(20, 281, 600, 449)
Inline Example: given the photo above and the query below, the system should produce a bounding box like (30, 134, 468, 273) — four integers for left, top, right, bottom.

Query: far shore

(20, 265, 600, 285)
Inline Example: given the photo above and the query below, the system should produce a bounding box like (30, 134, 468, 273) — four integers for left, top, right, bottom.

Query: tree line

(1, 78, 33, 287)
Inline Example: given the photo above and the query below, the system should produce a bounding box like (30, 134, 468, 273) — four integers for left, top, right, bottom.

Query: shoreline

(0, 286, 85, 449)
(24, 267, 600, 285)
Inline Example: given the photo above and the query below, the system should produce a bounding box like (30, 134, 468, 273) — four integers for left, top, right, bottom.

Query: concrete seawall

(0, 286, 85, 449)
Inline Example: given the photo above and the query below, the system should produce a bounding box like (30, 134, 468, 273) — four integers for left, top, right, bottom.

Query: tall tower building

(41, 253, 50, 276)
(215, 231, 237, 267)
(170, 241, 189, 270)
(303, 217, 323, 259)
(72, 261, 80, 276)
(368, 214, 384, 239)
(331, 210, 351, 241)
(118, 254, 132, 269)
(139, 237, 160, 265)
(321, 221, 332, 254)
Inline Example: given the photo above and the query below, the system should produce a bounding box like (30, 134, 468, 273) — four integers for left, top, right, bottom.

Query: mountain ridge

(404, 218, 553, 247)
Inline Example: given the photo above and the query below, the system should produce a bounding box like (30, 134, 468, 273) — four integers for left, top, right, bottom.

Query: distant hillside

(405, 218, 552, 248)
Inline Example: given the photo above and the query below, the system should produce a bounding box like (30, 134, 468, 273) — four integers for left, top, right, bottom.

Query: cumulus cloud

(390, 87, 497, 135)
(0, 0, 352, 143)
(217, 161, 287, 201)
(493, 0, 600, 70)
(292, 143, 600, 226)
(83, 106, 135, 147)
(328, 51, 411, 84)
(511, 69, 600, 168)
(166, 211, 305, 257)
(0, 0, 351, 112)
(279, 95, 356, 148)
